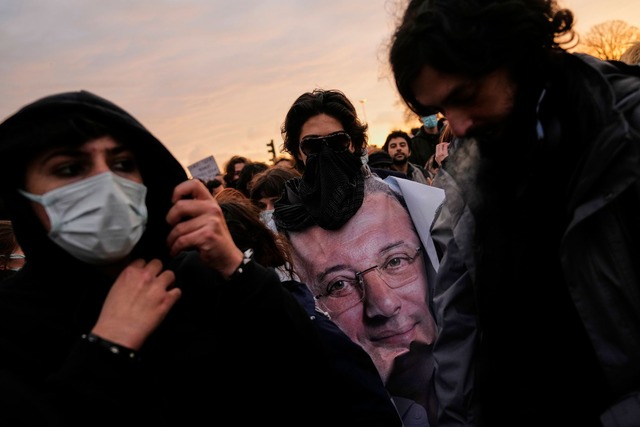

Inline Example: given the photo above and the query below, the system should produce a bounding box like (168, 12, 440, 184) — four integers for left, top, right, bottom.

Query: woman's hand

(92, 258, 180, 350)
(166, 179, 243, 279)
(435, 142, 449, 166)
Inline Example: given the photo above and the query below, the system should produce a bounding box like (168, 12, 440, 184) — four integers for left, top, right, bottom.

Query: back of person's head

(281, 88, 368, 171)
(249, 166, 301, 207)
(235, 161, 269, 197)
(382, 130, 412, 153)
(620, 41, 640, 65)
(223, 155, 249, 187)
(273, 155, 296, 170)
(218, 198, 295, 277)
(367, 149, 394, 170)
(205, 178, 224, 195)
(389, 0, 577, 117)
(214, 187, 247, 203)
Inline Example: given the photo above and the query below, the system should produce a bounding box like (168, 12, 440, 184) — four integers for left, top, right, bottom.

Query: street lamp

(359, 99, 368, 123)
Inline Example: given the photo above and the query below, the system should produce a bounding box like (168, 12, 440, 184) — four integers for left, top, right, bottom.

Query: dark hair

(214, 187, 247, 203)
(235, 161, 269, 197)
(367, 149, 394, 169)
(389, 0, 576, 116)
(205, 178, 223, 193)
(223, 155, 249, 188)
(382, 130, 413, 153)
(249, 167, 301, 207)
(2, 117, 118, 190)
(272, 155, 296, 169)
(281, 89, 368, 172)
(218, 198, 295, 277)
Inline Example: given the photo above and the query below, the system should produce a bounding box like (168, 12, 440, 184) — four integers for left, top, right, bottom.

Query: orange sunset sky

(1, 0, 639, 174)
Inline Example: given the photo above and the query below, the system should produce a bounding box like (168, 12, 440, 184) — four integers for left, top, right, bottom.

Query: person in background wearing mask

(409, 114, 441, 169)
(0, 90, 403, 427)
(249, 166, 301, 233)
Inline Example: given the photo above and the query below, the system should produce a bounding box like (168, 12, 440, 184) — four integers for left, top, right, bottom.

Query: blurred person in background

(409, 114, 441, 168)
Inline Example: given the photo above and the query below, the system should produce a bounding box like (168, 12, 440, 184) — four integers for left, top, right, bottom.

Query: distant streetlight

(359, 99, 368, 123)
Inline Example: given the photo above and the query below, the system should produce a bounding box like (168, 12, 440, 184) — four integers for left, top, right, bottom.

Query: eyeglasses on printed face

(299, 131, 351, 157)
(314, 246, 423, 316)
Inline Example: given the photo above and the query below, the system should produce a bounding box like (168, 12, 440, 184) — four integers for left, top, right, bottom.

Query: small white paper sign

(187, 155, 221, 183)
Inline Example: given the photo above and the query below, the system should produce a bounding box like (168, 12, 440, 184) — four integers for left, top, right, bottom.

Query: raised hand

(166, 179, 243, 279)
(92, 258, 181, 350)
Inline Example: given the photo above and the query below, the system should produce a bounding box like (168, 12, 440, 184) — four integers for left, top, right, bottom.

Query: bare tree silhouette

(576, 20, 640, 60)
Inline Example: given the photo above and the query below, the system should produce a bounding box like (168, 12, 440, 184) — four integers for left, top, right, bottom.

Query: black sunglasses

(299, 131, 352, 157)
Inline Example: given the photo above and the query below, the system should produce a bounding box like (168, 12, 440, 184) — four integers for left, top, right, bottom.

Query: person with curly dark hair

(281, 88, 369, 174)
(222, 154, 248, 189)
(382, 130, 429, 185)
(389, 1, 640, 426)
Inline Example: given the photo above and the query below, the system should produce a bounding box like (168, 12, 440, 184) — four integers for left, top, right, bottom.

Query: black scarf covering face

(273, 146, 364, 231)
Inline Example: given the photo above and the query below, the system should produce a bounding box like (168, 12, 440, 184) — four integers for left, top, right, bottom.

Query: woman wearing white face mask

(0, 91, 402, 427)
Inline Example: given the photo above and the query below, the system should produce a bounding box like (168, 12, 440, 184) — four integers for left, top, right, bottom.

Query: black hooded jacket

(430, 54, 640, 427)
(0, 91, 402, 426)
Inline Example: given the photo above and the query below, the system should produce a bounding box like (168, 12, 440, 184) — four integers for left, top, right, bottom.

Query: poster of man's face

(290, 191, 435, 381)
(288, 178, 439, 423)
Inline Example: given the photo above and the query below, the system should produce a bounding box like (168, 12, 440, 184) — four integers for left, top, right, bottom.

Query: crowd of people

(1, 1, 639, 426)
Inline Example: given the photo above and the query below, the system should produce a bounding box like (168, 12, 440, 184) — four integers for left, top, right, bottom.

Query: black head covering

(368, 150, 393, 168)
(273, 146, 364, 231)
(0, 90, 188, 270)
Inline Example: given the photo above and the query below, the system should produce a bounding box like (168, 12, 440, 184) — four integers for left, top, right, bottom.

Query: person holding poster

(274, 88, 445, 427)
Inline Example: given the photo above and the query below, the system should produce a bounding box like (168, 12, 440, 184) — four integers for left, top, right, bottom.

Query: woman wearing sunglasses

(281, 89, 367, 173)
(277, 88, 405, 231)
(275, 89, 444, 427)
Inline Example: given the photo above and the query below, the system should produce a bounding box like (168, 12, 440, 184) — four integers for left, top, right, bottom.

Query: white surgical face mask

(20, 172, 148, 264)
(259, 209, 277, 233)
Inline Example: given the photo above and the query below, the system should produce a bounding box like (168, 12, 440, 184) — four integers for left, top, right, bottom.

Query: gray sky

(1, 0, 638, 172)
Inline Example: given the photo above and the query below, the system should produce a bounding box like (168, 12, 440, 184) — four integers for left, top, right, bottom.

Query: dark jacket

(430, 53, 640, 427)
(0, 91, 402, 426)
(283, 280, 406, 425)
(409, 127, 440, 168)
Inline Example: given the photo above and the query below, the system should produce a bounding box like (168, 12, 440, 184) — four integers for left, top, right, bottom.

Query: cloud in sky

(1, 0, 638, 171)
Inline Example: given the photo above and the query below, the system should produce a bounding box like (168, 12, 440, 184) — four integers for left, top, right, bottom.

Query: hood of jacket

(0, 90, 188, 274)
